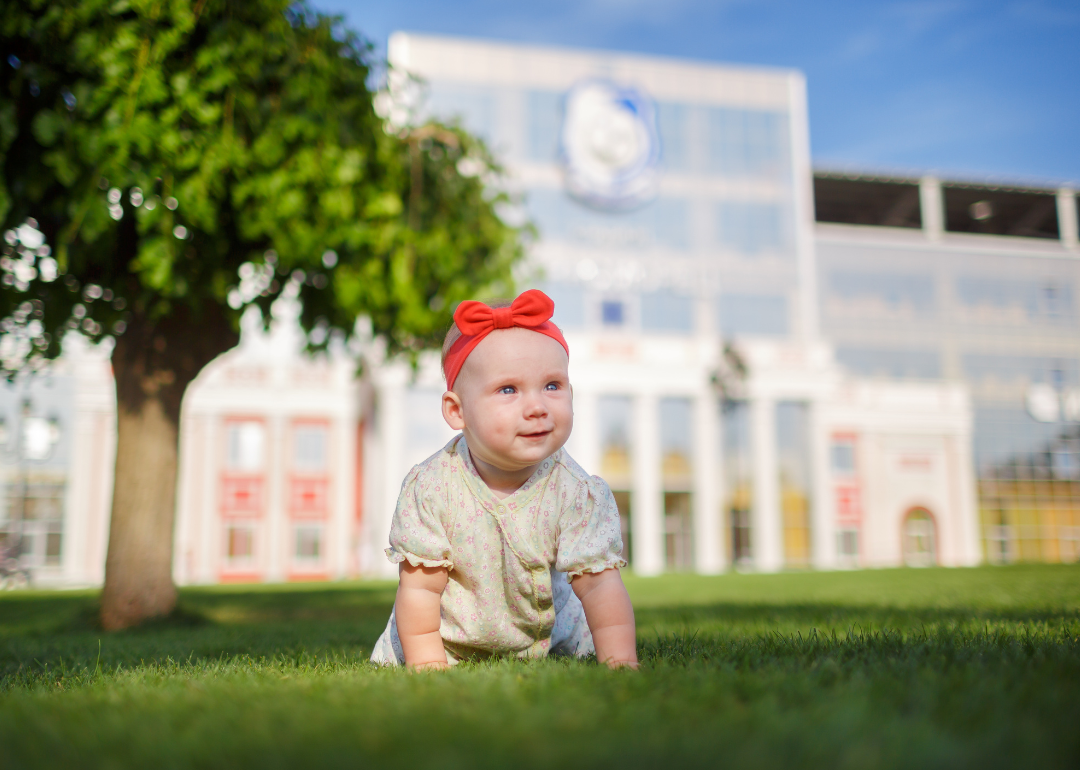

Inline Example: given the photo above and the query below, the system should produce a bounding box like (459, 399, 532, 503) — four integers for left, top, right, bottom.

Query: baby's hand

(604, 659, 639, 670)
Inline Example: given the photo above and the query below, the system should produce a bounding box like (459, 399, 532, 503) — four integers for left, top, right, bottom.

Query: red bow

(454, 289, 555, 336)
(443, 289, 569, 390)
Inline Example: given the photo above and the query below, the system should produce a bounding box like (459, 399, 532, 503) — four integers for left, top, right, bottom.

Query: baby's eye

(545, 382, 560, 391)
(499, 386, 517, 395)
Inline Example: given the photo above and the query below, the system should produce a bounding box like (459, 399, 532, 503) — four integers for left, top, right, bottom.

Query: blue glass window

(423, 85, 497, 144)
(972, 407, 1069, 472)
(831, 439, 856, 476)
(527, 90, 562, 163)
(705, 108, 790, 179)
(660, 397, 693, 460)
(829, 271, 936, 312)
(642, 290, 693, 332)
(715, 201, 788, 256)
(717, 294, 788, 336)
(653, 198, 691, 251)
(657, 102, 690, 172)
(524, 188, 565, 241)
(602, 300, 625, 326)
(961, 354, 1079, 387)
(540, 281, 586, 329)
(836, 348, 941, 379)
(524, 189, 690, 252)
(954, 276, 1074, 323)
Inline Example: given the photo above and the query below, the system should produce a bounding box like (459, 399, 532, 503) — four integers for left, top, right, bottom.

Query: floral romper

(370, 435, 626, 665)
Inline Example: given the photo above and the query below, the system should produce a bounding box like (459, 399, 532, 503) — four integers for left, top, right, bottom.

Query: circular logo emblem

(559, 80, 660, 211)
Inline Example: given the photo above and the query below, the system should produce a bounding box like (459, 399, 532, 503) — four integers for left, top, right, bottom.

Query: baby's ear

(442, 390, 466, 431)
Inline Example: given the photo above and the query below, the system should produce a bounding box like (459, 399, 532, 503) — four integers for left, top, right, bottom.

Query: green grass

(1, 564, 1078, 769)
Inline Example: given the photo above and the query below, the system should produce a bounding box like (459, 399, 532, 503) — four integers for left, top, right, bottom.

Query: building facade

(360, 34, 989, 578)
(4, 34, 1077, 586)
(814, 173, 1080, 564)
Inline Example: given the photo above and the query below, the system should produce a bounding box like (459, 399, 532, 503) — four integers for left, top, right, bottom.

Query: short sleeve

(555, 475, 627, 580)
(385, 465, 454, 570)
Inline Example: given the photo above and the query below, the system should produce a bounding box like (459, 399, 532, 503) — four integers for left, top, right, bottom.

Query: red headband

(443, 289, 569, 390)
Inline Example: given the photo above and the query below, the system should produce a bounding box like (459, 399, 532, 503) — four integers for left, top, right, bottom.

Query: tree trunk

(100, 303, 239, 630)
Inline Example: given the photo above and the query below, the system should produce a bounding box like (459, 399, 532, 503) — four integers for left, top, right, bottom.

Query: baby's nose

(523, 394, 549, 416)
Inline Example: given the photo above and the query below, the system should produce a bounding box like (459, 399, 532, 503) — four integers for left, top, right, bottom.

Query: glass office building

(815, 173, 1080, 565)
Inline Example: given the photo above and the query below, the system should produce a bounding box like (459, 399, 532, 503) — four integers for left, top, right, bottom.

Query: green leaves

(0, 0, 525, 374)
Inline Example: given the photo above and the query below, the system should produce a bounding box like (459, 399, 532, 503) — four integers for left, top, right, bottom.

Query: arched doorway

(902, 508, 937, 567)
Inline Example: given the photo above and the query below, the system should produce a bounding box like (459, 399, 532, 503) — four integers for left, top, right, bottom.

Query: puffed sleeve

(555, 475, 627, 581)
(385, 464, 454, 570)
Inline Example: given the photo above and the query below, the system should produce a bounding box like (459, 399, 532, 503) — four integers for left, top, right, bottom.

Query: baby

(370, 289, 638, 669)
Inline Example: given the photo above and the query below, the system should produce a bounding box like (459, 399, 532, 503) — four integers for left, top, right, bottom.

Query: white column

(1057, 188, 1078, 250)
(569, 389, 600, 476)
(172, 414, 197, 585)
(265, 414, 286, 582)
(371, 375, 407, 578)
(808, 402, 836, 570)
(692, 393, 723, 573)
(952, 427, 982, 567)
(920, 176, 945, 240)
(631, 393, 663, 576)
(331, 411, 356, 580)
(751, 397, 783, 572)
(787, 71, 820, 342)
(199, 414, 218, 584)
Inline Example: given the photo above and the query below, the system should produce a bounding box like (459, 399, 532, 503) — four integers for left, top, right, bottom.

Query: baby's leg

(549, 568, 596, 657)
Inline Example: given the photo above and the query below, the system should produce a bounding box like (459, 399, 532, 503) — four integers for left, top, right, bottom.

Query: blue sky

(316, 0, 1079, 186)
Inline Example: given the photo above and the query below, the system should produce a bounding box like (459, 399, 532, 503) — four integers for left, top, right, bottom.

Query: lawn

(1, 564, 1078, 769)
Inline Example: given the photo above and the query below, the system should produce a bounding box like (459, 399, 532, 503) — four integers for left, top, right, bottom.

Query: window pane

(423, 84, 498, 144)
(825, 269, 936, 323)
(836, 348, 941, 380)
(705, 108, 790, 179)
(723, 400, 753, 565)
(524, 189, 690, 251)
(45, 531, 62, 564)
(542, 281, 586, 329)
(295, 525, 322, 561)
(717, 294, 788, 336)
(642, 291, 693, 333)
(715, 201, 789, 256)
(227, 525, 255, 560)
(838, 529, 859, 560)
(660, 397, 693, 482)
(601, 300, 625, 326)
(527, 90, 561, 162)
(293, 424, 327, 472)
(599, 396, 633, 482)
(777, 401, 812, 567)
(227, 422, 265, 471)
(664, 491, 693, 571)
(657, 102, 690, 172)
(831, 441, 856, 476)
(962, 354, 1079, 389)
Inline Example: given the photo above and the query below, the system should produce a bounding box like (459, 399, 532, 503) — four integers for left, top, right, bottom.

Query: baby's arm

(395, 562, 450, 669)
(572, 568, 639, 669)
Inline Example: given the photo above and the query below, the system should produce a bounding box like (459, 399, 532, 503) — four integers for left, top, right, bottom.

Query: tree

(1, 0, 524, 629)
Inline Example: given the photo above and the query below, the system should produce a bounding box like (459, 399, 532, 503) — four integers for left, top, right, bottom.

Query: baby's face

(444, 328, 573, 473)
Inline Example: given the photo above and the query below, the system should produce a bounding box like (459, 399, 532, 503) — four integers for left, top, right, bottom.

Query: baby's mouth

(520, 429, 552, 439)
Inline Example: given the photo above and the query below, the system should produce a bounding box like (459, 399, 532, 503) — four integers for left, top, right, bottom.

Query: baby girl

(370, 289, 638, 669)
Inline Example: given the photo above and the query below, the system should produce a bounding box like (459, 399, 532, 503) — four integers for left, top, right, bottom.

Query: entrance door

(902, 508, 937, 567)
